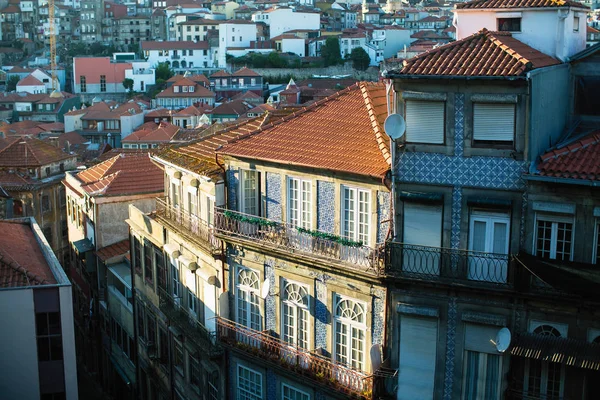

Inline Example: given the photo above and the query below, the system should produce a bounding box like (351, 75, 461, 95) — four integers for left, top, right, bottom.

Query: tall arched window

(526, 324, 564, 400)
(281, 281, 309, 349)
(334, 295, 366, 370)
(236, 267, 260, 331)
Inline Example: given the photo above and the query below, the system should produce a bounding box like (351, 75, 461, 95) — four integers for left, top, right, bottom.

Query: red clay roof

(397, 29, 560, 77)
(537, 131, 600, 181)
(122, 121, 179, 143)
(212, 99, 253, 116)
(17, 74, 44, 87)
(96, 239, 130, 262)
(156, 81, 215, 98)
(456, 0, 587, 8)
(232, 67, 261, 77)
(210, 70, 231, 78)
(141, 41, 209, 50)
(75, 153, 163, 196)
(0, 137, 73, 167)
(218, 82, 391, 178)
(0, 220, 56, 287)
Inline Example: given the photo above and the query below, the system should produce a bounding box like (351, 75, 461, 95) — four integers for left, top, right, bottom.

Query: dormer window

(573, 16, 580, 32)
(189, 86, 194, 92)
(497, 17, 521, 32)
(183, 85, 188, 93)
(174, 86, 179, 93)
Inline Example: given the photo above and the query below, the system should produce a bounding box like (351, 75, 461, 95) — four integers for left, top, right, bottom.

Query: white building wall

(59, 285, 78, 400)
(218, 23, 257, 67)
(455, 8, 587, 61)
(145, 49, 212, 70)
(0, 289, 40, 400)
(263, 9, 320, 38)
(125, 62, 156, 92)
(120, 112, 145, 138)
(17, 83, 47, 94)
(31, 69, 55, 92)
(281, 38, 306, 57)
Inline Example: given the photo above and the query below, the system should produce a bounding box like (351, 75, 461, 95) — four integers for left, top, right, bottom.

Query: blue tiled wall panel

(266, 369, 277, 400)
(227, 168, 238, 210)
(377, 191, 391, 243)
(264, 261, 276, 332)
(451, 186, 462, 249)
(454, 93, 465, 156)
(443, 298, 458, 400)
(317, 181, 335, 233)
(315, 278, 328, 352)
(372, 289, 385, 345)
(266, 172, 282, 221)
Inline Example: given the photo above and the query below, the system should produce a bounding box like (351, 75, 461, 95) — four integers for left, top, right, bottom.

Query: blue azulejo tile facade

(372, 289, 385, 345)
(377, 191, 391, 243)
(266, 172, 282, 221)
(314, 277, 329, 352)
(264, 260, 276, 331)
(317, 181, 335, 233)
(227, 168, 238, 210)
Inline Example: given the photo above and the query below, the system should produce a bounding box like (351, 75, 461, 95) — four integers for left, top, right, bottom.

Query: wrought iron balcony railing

(216, 317, 373, 399)
(158, 287, 221, 357)
(385, 242, 512, 287)
(154, 197, 221, 255)
(214, 208, 384, 276)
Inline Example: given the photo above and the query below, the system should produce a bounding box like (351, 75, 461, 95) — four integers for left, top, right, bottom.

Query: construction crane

(47, 0, 59, 93)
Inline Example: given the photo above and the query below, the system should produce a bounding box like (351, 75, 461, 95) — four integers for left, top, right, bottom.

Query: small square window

(497, 18, 521, 32)
(573, 16, 580, 32)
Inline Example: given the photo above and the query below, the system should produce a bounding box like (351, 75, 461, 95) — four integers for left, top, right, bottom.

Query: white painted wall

(219, 23, 257, 67)
(144, 49, 213, 70)
(17, 83, 46, 94)
(0, 289, 40, 400)
(281, 38, 306, 57)
(455, 8, 587, 61)
(124, 61, 156, 93)
(60, 285, 79, 400)
(252, 9, 320, 38)
(120, 112, 145, 137)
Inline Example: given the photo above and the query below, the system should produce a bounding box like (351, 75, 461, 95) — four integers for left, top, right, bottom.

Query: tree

(320, 37, 343, 67)
(155, 62, 174, 82)
(350, 47, 371, 71)
(6, 76, 20, 92)
(122, 78, 134, 92)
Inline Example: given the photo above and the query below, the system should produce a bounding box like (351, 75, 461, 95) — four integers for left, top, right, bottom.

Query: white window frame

(171, 260, 181, 302)
(187, 188, 198, 217)
(461, 350, 503, 400)
(333, 294, 367, 371)
(341, 186, 371, 245)
(281, 279, 310, 350)
(187, 271, 198, 317)
(287, 177, 312, 229)
(524, 322, 566, 399)
(237, 365, 262, 400)
(533, 213, 574, 261)
(235, 266, 261, 331)
(240, 169, 259, 216)
(282, 383, 310, 400)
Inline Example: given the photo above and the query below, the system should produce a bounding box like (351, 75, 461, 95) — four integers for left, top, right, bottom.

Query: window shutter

(397, 316, 437, 400)
(473, 103, 515, 142)
(403, 203, 442, 247)
(405, 100, 445, 144)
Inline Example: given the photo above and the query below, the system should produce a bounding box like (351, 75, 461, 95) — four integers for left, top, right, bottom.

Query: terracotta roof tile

(232, 67, 261, 77)
(537, 131, 600, 181)
(0, 220, 56, 287)
(17, 74, 44, 87)
(396, 29, 560, 77)
(96, 239, 130, 262)
(122, 121, 179, 143)
(210, 70, 231, 78)
(76, 153, 163, 196)
(0, 137, 73, 167)
(218, 82, 391, 178)
(212, 99, 253, 116)
(456, 0, 588, 8)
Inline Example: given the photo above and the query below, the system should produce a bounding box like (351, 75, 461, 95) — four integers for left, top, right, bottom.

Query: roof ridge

(486, 31, 531, 67)
(359, 82, 391, 167)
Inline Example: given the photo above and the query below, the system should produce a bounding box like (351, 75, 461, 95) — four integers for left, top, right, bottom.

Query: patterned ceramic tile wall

(377, 191, 391, 243)
(264, 260, 276, 331)
(454, 93, 465, 156)
(372, 289, 385, 345)
(266, 172, 282, 221)
(266, 369, 277, 400)
(317, 181, 335, 233)
(443, 297, 457, 400)
(451, 186, 462, 249)
(227, 168, 238, 210)
(315, 277, 328, 352)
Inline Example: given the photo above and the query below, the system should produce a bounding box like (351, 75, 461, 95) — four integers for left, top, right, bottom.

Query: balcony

(214, 208, 384, 276)
(385, 242, 513, 288)
(154, 197, 221, 255)
(216, 317, 373, 399)
(158, 287, 221, 357)
(171, 54, 180, 59)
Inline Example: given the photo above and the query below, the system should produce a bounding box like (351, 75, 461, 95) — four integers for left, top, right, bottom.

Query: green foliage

(223, 210, 279, 227)
(6, 76, 19, 92)
(229, 52, 291, 69)
(296, 227, 364, 248)
(122, 78, 134, 92)
(350, 47, 371, 71)
(155, 62, 174, 81)
(320, 37, 343, 67)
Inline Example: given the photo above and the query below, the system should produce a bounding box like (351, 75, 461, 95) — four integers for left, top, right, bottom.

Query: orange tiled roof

(17, 74, 44, 87)
(232, 67, 261, 77)
(0, 220, 56, 288)
(537, 131, 600, 181)
(456, 0, 587, 8)
(96, 239, 130, 262)
(122, 121, 179, 143)
(0, 137, 73, 167)
(218, 82, 391, 178)
(210, 70, 231, 78)
(396, 29, 560, 77)
(75, 153, 163, 196)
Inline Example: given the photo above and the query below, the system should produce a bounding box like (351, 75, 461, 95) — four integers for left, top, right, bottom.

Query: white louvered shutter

(405, 100, 445, 144)
(397, 316, 438, 400)
(473, 103, 515, 142)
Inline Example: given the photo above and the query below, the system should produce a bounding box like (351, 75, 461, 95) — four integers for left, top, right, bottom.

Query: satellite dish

(260, 279, 270, 299)
(384, 113, 406, 141)
(370, 344, 383, 371)
(495, 327, 512, 353)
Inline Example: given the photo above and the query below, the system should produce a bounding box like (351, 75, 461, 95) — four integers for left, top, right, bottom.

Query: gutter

(524, 174, 600, 187)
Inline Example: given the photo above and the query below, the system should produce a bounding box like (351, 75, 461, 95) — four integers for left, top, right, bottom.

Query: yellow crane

(47, 0, 59, 92)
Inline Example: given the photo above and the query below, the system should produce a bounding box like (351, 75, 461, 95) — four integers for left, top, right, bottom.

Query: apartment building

(142, 41, 213, 73)
(154, 76, 216, 109)
(0, 218, 78, 400)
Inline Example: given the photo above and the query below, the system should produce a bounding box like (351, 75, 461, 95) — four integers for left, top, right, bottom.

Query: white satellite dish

(495, 327, 512, 353)
(370, 344, 383, 371)
(384, 113, 406, 141)
(260, 279, 271, 299)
